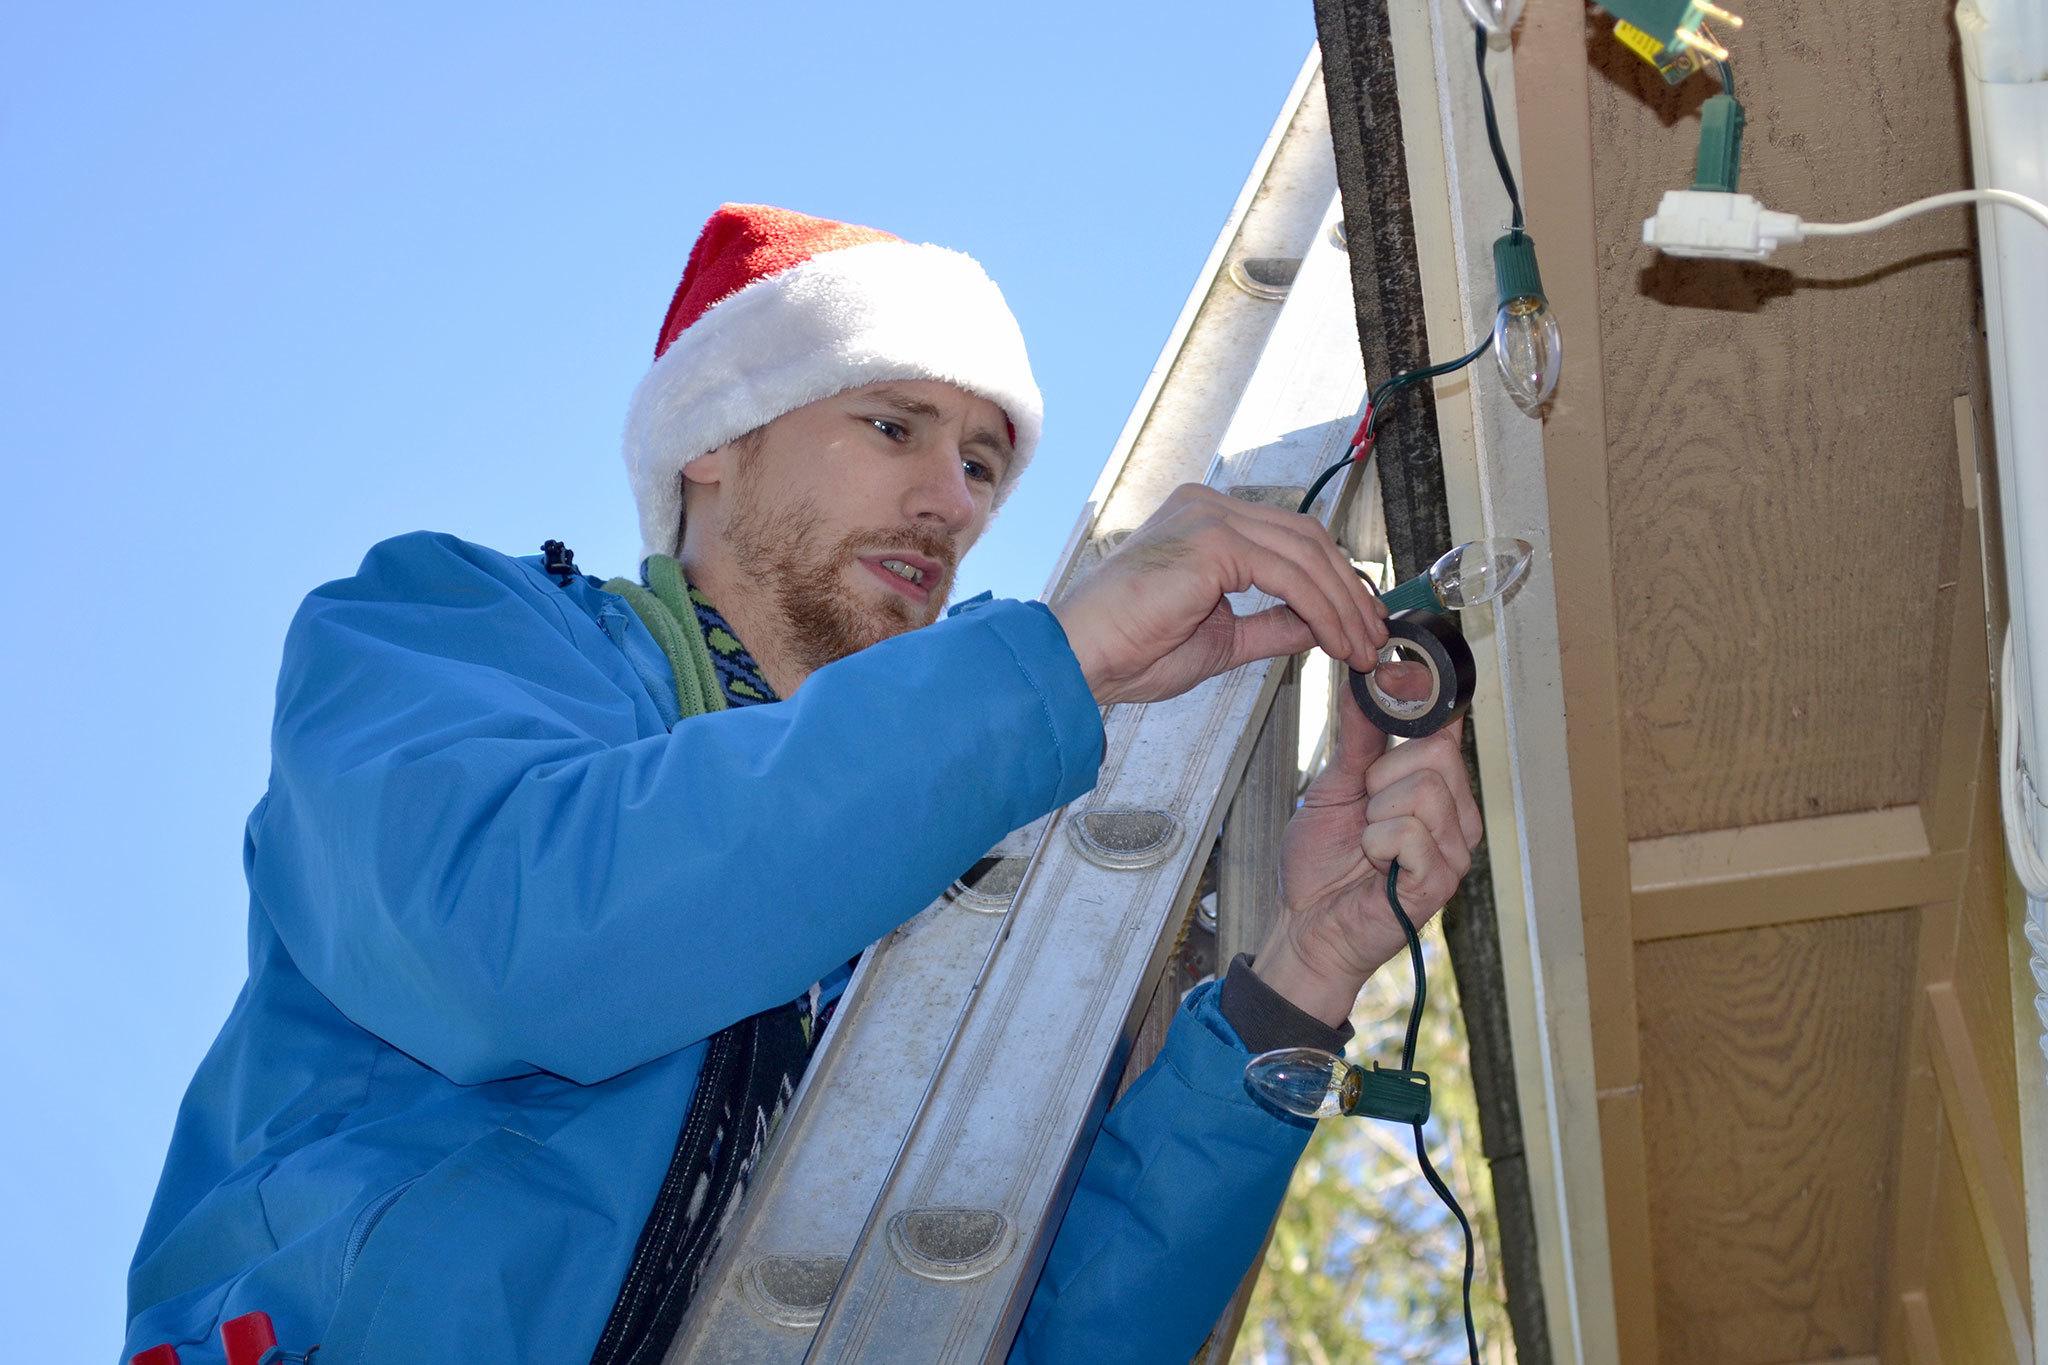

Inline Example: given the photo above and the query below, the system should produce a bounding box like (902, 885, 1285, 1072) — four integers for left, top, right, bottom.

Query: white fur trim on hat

(622, 239, 1042, 562)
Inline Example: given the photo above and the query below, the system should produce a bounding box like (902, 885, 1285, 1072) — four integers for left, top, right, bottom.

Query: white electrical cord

(1643, 186, 2048, 260)
(1828, 195, 2048, 1074)
(1802, 187, 2048, 239)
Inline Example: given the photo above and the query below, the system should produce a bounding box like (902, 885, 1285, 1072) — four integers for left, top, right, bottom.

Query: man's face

(688, 378, 1017, 673)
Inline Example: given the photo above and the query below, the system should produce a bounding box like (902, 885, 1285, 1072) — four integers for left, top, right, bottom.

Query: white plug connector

(1640, 189, 1801, 260)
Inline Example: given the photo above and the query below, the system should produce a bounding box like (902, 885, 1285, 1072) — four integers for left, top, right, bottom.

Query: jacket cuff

(1218, 953, 1355, 1055)
(1163, 980, 1319, 1138)
(966, 598, 1105, 807)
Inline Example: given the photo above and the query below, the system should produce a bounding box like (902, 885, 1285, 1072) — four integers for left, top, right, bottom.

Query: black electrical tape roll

(1349, 610, 1476, 739)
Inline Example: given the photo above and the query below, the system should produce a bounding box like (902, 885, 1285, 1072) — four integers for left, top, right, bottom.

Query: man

(125, 205, 1480, 1363)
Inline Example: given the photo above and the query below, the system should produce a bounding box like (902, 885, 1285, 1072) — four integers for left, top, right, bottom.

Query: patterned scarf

(589, 555, 828, 1364)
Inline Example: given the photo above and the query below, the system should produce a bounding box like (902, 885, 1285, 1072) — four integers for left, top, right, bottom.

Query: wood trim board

(1926, 981, 2033, 1360)
(1628, 807, 1965, 942)
(1509, 3, 1659, 1358)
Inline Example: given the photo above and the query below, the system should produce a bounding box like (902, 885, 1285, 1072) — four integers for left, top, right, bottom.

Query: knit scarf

(588, 555, 820, 1365)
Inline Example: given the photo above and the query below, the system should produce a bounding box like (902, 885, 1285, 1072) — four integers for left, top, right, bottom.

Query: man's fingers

(1363, 728, 1483, 850)
(1298, 670, 1388, 808)
(1359, 814, 1457, 909)
(1221, 518, 1368, 662)
(1227, 603, 1317, 669)
(1365, 768, 1473, 882)
(1220, 496, 1388, 651)
(1210, 523, 1362, 665)
(1134, 486, 1388, 667)
(1255, 506, 1385, 653)
(1371, 659, 1436, 706)
(1440, 717, 1483, 846)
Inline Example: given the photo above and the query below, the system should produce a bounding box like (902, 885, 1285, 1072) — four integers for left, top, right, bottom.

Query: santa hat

(622, 203, 1044, 561)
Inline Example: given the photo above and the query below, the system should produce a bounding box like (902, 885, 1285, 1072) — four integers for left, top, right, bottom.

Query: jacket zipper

(339, 1179, 416, 1292)
(596, 607, 681, 731)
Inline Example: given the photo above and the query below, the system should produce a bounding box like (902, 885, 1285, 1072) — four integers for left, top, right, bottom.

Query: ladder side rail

(664, 844, 1013, 1362)
(806, 192, 1368, 1363)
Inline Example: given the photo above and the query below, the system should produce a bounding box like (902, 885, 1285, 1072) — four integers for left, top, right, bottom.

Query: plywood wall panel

(1636, 913, 1914, 1362)
(1584, 1, 1978, 840)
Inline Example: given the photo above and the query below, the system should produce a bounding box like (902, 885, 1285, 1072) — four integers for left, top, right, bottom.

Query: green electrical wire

(1291, 325, 1494, 1365)
(1300, 9, 1530, 519)
(1369, 333, 1496, 418)
(1385, 863, 1480, 1365)
(1297, 333, 1496, 519)
(1475, 23, 1523, 232)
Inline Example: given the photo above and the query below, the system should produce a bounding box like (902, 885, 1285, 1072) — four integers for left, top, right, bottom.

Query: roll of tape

(1349, 610, 1475, 739)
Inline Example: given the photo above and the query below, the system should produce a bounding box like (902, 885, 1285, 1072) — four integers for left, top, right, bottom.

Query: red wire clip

(1347, 405, 1376, 456)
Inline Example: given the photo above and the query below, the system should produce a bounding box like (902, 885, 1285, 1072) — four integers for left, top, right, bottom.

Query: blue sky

(0, 4, 1317, 1355)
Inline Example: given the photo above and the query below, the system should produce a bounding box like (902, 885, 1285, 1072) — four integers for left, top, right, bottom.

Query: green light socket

(1493, 230, 1545, 308)
(1379, 574, 1439, 615)
(1692, 92, 1745, 192)
(1346, 1065, 1433, 1124)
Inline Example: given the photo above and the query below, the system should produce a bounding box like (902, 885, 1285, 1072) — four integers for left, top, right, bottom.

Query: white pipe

(1957, 0, 2048, 1009)
(1955, 0, 2048, 1347)
(1958, 0, 2048, 1009)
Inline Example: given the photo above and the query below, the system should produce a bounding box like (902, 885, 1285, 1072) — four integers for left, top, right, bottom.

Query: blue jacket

(124, 531, 1315, 1363)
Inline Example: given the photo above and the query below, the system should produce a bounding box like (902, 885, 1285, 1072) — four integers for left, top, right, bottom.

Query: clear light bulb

(1244, 1048, 1360, 1119)
(1491, 230, 1560, 417)
(1429, 537, 1533, 609)
(1493, 297, 1562, 416)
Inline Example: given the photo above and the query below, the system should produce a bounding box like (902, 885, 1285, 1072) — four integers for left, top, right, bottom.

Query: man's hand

(1253, 677, 1484, 1028)
(1050, 484, 1388, 707)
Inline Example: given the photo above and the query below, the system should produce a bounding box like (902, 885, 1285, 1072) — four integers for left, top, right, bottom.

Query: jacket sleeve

(1009, 980, 1319, 1364)
(252, 531, 1103, 1085)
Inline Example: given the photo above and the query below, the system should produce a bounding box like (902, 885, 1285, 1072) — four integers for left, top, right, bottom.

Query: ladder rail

(807, 187, 1368, 1362)
(661, 817, 1047, 1361)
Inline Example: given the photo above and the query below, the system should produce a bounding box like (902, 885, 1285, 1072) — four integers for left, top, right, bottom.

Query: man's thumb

(1331, 660, 1392, 771)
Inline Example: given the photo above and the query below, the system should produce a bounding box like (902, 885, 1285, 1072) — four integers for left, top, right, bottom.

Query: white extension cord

(1642, 186, 2048, 260)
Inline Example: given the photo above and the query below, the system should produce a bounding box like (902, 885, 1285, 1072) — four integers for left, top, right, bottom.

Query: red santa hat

(622, 203, 1044, 560)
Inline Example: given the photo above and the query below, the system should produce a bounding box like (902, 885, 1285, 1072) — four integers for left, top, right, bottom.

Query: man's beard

(722, 475, 957, 674)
